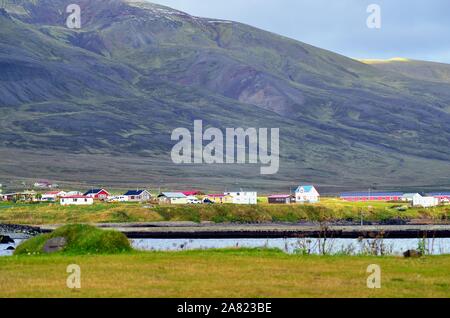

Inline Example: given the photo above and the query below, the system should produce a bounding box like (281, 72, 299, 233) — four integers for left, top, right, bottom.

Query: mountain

(0, 0, 449, 193)
(360, 58, 450, 85)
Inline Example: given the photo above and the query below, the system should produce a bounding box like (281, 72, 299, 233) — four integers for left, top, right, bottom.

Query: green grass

(14, 224, 132, 255)
(0, 198, 448, 225)
(0, 249, 449, 297)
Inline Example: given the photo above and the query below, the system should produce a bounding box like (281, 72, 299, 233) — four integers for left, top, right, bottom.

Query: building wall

(342, 196, 401, 202)
(268, 197, 291, 204)
(295, 193, 319, 203)
(127, 192, 151, 202)
(170, 197, 188, 204)
(413, 196, 439, 208)
(60, 198, 94, 206)
(226, 192, 257, 205)
(208, 196, 232, 204)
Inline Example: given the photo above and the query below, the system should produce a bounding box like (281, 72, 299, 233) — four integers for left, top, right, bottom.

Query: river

(3, 237, 450, 256)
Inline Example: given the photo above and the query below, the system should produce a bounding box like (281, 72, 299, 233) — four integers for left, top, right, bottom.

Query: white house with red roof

(60, 195, 94, 206)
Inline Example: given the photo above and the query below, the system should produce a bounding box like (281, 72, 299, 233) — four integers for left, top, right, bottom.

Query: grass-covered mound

(15, 224, 132, 255)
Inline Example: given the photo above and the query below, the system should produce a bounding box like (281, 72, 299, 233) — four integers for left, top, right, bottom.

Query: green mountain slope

(360, 58, 450, 85)
(0, 0, 449, 192)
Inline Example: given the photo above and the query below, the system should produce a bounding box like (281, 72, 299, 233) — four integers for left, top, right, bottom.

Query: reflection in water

(131, 238, 450, 256)
(2, 238, 449, 257)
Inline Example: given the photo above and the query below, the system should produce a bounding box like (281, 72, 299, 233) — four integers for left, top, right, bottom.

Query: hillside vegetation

(0, 200, 448, 225)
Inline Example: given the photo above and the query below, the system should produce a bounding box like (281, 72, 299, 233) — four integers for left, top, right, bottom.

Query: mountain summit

(1, 0, 449, 191)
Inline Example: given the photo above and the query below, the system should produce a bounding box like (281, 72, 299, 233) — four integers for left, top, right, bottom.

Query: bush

(15, 224, 132, 255)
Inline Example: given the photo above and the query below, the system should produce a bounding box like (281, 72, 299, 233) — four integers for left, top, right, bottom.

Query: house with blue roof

(295, 185, 320, 203)
(123, 190, 152, 202)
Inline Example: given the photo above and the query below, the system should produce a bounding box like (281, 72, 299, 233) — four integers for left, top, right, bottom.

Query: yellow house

(206, 194, 233, 204)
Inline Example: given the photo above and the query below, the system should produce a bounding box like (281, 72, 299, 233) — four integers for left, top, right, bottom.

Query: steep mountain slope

(0, 0, 449, 192)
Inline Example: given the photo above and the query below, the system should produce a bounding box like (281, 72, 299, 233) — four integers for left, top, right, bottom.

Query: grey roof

(159, 192, 186, 198)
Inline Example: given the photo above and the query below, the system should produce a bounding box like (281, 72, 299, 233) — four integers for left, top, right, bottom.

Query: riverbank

(0, 249, 449, 297)
(36, 222, 450, 239)
(0, 199, 449, 225)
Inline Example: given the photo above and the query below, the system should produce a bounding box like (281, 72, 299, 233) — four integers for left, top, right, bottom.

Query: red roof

(181, 191, 202, 196)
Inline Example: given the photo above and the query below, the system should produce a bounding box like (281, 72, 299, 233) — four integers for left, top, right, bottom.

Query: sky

(148, 0, 450, 64)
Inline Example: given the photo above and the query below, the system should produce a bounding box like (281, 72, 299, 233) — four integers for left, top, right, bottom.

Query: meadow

(0, 249, 449, 297)
(0, 198, 449, 225)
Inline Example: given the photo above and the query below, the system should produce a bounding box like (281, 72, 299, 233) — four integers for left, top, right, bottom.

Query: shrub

(15, 224, 132, 255)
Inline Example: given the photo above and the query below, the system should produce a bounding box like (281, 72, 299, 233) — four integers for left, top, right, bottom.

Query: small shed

(268, 194, 293, 204)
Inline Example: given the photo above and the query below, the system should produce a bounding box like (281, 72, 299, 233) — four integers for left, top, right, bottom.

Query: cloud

(148, 0, 450, 63)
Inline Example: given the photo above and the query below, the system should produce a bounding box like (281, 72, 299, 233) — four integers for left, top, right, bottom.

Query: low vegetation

(14, 224, 132, 255)
(0, 249, 449, 297)
(0, 198, 448, 225)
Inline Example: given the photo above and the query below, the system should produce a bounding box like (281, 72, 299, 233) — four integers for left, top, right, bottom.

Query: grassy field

(0, 249, 449, 297)
(0, 199, 449, 225)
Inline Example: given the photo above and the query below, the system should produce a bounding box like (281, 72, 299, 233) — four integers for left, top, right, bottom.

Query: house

(413, 195, 439, 208)
(268, 194, 294, 204)
(340, 192, 403, 202)
(122, 190, 152, 202)
(1, 191, 37, 202)
(295, 185, 320, 203)
(206, 194, 232, 204)
(83, 188, 110, 200)
(402, 193, 422, 202)
(158, 192, 187, 204)
(41, 191, 67, 202)
(60, 195, 94, 206)
(225, 191, 257, 205)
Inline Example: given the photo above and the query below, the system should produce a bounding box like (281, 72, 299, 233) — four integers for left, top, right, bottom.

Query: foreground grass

(0, 249, 449, 297)
(0, 198, 448, 225)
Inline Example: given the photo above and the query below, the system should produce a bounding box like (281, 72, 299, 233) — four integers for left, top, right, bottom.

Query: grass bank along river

(38, 223, 450, 239)
(0, 199, 449, 225)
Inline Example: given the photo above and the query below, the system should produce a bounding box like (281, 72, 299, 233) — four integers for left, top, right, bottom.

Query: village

(1, 180, 449, 208)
